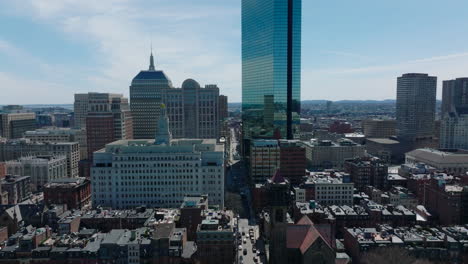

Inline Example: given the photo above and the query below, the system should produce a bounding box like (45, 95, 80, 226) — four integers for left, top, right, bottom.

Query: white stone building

(5, 155, 67, 191)
(301, 139, 365, 169)
(24, 128, 87, 160)
(91, 106, 225, 209)
(405, 148, 468, 176)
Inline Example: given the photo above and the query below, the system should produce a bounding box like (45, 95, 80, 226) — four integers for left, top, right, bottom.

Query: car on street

(243, 249, 247, 255)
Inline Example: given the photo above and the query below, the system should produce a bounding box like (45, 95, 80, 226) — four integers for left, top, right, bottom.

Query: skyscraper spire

(149, 44, 155, 71)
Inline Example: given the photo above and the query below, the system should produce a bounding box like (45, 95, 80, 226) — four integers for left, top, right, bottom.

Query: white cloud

(304, 52, 468, 100)
(0, 0, 241, 103)
(0, 72, 72, 104)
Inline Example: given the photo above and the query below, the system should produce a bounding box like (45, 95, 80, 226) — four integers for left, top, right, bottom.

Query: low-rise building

(362, 119, 396, 138)
(405, 148, 468, 176)
(179, 195, 208, 240)
(24, 128, 87, 160)
(345, 157, 388, 191)
(0, 139, 80, 178)
(43, 177, 91, 209)
(423, 178, 468, 225)
(302, 139, 365, 170)
(299, 171, 353, 206)
(5, 155, 67, 191)
(57, 212, 81, 235)
(344, 225, 468, 263)
(196, 209, 235, 264)
(1, 175, 31, 204)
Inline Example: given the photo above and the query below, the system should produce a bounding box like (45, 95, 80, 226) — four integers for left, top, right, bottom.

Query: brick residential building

(43, 177, 91, 209)
(279, 139, 306, 185)
(196, 209, 235, 264)
(0, 162, 5, 179)
(345, 156, 388, 191)
(179, 195, 208, 241)
(329, 120, 353, 134)
(423, 178, 468, 225)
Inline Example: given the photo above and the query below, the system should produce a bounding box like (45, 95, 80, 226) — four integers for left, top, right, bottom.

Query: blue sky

(1, 0, 468, 104)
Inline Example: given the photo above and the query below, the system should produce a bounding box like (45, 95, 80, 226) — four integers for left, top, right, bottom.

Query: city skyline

(2, 0, 468, 104)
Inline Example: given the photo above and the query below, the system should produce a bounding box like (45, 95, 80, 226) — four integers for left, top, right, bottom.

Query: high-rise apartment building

(440, 78, 468, 150)
(396, 73, 437, 141)
(130, 55, 221, 139)
(0, 112, 36, 139)
(242, 0, 302, 142)
(85, 93, 133, 159)
(91, 106, 225, 209)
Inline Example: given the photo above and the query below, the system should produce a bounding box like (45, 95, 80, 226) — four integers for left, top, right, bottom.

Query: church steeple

(155, 104, 172, 145)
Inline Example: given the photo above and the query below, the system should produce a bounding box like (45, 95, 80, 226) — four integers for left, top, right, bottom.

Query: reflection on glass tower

(242, 0, 301, 143)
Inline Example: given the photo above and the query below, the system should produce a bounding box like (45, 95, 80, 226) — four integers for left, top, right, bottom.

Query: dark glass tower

(242, 0, 301, 142)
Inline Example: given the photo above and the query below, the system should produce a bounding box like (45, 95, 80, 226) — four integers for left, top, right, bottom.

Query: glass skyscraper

(242, 0, 301, 142)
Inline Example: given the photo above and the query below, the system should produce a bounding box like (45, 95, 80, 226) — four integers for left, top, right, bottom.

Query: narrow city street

(237, 219, 266, 264)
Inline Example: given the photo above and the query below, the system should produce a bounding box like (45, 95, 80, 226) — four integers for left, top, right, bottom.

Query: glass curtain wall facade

(242, 0, 301, 143)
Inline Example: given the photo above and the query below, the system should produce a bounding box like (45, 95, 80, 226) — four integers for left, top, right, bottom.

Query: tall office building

(396, 73, 437, 141)
(242, 0, 302, 142)
(130, 52, 173, 139)
(0, 112, 36, 139)
(441, 78, 468, 116)
(219, 95, 228, 121)
(73, 94, 90, 129)
(130, 55, 221, 139)
(440, 78, 468, 150)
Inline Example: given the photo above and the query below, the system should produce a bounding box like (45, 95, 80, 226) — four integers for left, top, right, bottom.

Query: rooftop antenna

(149, 39, 155, 71)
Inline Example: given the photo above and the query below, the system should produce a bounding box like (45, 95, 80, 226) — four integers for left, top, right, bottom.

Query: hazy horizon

(1, 1, 468, 104)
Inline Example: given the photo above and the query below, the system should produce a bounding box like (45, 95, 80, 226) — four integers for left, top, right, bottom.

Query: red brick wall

(280, 146, 306, 185)
(0, 163, 5, 179)
(86, 115, 115, 159)
(0, 226, 8, 243)
(44, 179, 91, 209)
